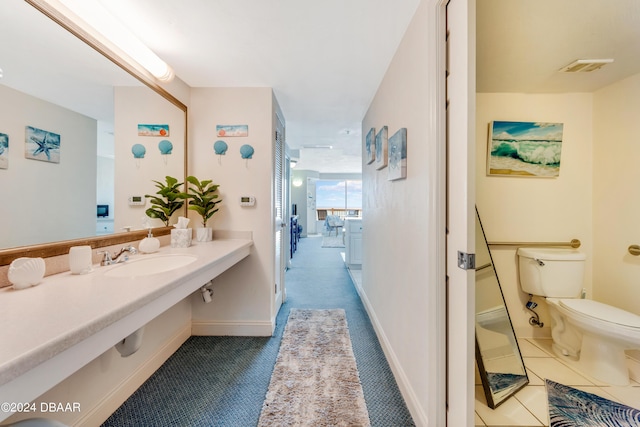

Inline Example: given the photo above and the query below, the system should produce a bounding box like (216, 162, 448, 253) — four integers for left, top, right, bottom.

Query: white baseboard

(75, 324, 191, 427)
(191, 320, 274, 336)
(352, 281, 429, 427)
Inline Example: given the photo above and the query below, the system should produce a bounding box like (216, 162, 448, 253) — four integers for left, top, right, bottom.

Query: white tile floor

(475, 338, 640, 426)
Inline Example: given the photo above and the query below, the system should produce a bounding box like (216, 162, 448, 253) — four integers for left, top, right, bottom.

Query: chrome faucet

(99, 246, 138, 266)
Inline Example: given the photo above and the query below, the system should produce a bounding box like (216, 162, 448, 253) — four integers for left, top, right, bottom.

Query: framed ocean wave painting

(487, 121, 564, 178)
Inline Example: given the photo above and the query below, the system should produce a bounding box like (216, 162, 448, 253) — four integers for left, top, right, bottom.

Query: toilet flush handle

(534, 258, 545, 266)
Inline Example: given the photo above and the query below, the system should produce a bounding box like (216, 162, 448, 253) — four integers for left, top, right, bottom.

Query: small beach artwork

(138, 124, 169, 137)
(25, 126, 60, 163)
(0, 133, 8, 169)
(488, 121, 564, 178)
(216, 125, 248, 137)
(375, 126, 388, 170)
(388, 128, 407, 181)
(365, 127, 375, 164)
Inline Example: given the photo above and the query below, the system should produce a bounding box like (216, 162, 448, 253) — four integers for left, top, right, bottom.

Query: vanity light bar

(43, 0, 174, 82)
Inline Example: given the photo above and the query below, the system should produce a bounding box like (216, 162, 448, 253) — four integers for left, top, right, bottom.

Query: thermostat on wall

(128, 196, 145, 206)
(240, 196, 255, 207)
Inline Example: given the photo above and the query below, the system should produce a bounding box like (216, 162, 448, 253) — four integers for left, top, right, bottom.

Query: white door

(274, 113, 286, 315)
(446, 0, 475, 425)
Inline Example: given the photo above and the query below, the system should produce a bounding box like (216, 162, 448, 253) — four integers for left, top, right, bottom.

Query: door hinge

(457, 251, 475, 270)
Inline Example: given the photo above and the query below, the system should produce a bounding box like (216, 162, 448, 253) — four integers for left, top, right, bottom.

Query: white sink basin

(104, 254, 198, 278)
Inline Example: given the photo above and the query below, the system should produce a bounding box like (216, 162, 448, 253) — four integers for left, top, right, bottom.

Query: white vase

(196, 227, 213, 242)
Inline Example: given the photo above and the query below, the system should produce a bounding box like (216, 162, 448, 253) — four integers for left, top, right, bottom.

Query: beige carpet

(258, 309, 371, 427)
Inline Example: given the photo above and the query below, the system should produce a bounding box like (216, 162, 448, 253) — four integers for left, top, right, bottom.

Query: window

(316, 180, 362, 219)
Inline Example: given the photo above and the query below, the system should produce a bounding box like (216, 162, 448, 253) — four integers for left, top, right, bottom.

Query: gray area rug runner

(258, 309, 371, 426)
(322, 235, 345, 248)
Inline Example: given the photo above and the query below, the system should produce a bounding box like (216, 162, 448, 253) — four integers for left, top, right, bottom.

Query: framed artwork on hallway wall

(375, 126, 388, 170)
(365, 127, 375, 164)
(487, 120, 564, 178)
(0, 133, 8, 169)
(388, 128, 407, 181)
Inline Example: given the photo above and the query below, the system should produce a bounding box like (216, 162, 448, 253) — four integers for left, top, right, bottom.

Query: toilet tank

(517, 248, 586, 297)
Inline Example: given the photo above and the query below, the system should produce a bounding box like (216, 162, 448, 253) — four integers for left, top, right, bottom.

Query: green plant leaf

(185, 176, 222, 227)
(145, 175, 186, 226)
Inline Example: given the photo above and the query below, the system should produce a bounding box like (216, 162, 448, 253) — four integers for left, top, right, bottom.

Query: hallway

(102, 236, 414, 426)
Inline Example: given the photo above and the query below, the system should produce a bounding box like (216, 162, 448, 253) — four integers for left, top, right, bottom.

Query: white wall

(189, 87, 276, 336)
(475, 92, 594, 338)
(0, 84, 96, 248)
(593, 73, 640, 315)
(361, 1, 440, 425)
(96, 120, 115, 234)
(114, 86, 186, 231)
(290, 169, 319, 237)
(96, 155, 115, 234)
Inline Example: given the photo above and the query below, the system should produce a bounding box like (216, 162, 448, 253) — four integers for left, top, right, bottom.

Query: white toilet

(517, 247, 640, 385)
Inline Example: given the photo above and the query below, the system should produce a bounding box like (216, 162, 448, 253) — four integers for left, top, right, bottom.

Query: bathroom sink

(104, 254, 198, 278)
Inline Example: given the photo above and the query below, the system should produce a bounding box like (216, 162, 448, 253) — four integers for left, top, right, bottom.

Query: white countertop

(0, 237, 252, 409)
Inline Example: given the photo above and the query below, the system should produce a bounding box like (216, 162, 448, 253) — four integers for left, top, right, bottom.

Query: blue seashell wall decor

(213, 140, 228, 155)
(158, 139, 173, 155)
(240, 144, 254, 159)
(131, 144, 146, 159)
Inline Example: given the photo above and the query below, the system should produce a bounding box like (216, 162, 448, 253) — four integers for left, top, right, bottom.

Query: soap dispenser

(139, 229, 160, 254)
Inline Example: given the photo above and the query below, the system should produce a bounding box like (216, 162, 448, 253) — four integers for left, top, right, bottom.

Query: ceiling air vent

(559, 59, 614, 73)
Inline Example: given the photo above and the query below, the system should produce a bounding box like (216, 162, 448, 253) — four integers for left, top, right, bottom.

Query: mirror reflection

(0, 0, 185, 250)
(475, 208, 528, 408)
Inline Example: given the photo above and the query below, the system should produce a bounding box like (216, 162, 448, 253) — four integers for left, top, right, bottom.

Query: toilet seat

(558, 299, 640, 329)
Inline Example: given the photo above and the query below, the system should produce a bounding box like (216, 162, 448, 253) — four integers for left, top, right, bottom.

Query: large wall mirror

(475, 208, 528, 408)
(0, 0, 187, 265)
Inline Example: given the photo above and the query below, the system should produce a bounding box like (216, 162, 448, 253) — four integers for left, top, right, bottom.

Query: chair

(326, 215, 344, 237)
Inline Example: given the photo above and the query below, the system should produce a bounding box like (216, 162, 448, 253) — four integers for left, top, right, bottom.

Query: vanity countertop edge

(0, 237, 253, 405)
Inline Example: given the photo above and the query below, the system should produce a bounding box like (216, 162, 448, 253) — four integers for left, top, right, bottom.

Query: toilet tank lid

(517, 247, 586, 261)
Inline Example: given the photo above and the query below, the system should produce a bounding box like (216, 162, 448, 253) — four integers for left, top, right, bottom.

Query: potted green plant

(185, 175, 222, 241)
(145, 176, 188, 226)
